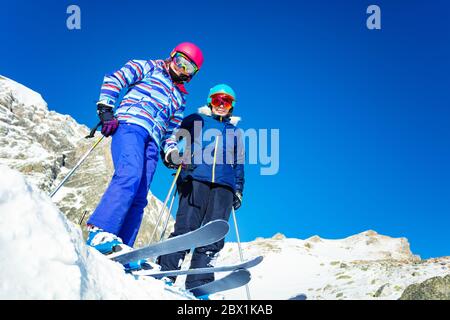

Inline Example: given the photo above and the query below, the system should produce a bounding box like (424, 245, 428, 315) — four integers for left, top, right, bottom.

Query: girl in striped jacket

(86, 43, 204, 263)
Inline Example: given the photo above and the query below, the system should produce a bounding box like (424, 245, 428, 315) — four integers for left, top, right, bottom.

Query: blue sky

(1, 0, 449, 258)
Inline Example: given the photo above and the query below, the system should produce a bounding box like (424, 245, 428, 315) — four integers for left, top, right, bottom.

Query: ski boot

(124, 259, 161, 273)
(86, 225, 124, 255)
(161, 276, 175, 287)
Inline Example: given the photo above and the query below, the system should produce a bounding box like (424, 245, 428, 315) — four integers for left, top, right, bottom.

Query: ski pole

(159, 190, 177, 241)
(78, 210, 88, 225)
(49, 133, 104, 198)
(149, 164, 182, 243)
(231, 207, 252, 300)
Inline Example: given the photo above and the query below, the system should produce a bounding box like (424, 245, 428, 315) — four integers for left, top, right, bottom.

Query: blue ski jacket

(176, 106, 245, 194)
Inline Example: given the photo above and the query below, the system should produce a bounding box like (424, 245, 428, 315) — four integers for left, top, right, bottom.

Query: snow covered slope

(1, 76, 448, 300)
(0, 165, 190, 299)
(214, 233, 450, 300)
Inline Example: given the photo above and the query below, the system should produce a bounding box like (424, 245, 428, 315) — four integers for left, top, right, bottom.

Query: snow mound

(0, 165, 190, 300)
(0, 75, 47, 111)
(303, 230, 419, 262)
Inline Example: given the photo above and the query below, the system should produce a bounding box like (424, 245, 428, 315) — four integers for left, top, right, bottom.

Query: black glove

(97, 103, 118, 137)
(233, 191, 243, 210)
(163, 148, 182, 169)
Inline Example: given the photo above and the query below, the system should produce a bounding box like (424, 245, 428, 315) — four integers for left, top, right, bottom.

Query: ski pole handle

(86, 121, 102, 139)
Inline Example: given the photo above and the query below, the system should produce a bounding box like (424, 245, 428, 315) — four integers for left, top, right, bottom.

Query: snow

(0, 165, 193, 300)
(2, 159, 441, 300)
(1, 162, 449, 301)
(1, 75, 449, 300)
(214, 235, 450, 300)
(0, 76, 47, 111)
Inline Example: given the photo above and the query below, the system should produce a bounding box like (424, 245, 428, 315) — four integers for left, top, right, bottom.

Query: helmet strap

(209, 103, 232, 118)
(166, 59, 190, 84)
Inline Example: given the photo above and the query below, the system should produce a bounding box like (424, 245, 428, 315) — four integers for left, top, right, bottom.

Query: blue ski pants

(87, 123, 158, 247)
(158, 178, 234, 289)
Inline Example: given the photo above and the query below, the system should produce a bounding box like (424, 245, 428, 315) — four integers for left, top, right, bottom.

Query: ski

(133, 256, 263, 278)
(109, 219, 229, 265)
(289, 294, 308, 300)
(188, 269, 251, 297)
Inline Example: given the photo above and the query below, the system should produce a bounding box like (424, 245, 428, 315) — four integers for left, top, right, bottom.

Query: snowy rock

(0, 75, 47, 110)
(0, 75, 174, 246)
(399, 275, 450, 300)
(271, 233, 286, 240)
(306, 235, 323, 243)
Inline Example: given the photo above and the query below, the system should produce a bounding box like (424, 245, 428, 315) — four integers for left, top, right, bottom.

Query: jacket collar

(175, 83, 188, 94)
(198, 105, 241, 126)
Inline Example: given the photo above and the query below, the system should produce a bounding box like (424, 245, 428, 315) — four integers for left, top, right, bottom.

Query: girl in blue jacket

(158, 84, 245, 290)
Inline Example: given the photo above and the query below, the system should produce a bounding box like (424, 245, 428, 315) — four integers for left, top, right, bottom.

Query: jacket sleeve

(234, 128, 245, 194)
(98, 59, 154, 106)
(161, 104, 185, 154)
(159, 113, 202, 160)
(179, 113, 203, 131)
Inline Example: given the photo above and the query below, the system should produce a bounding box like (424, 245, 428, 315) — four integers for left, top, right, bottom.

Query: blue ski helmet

(207, 84, 236, 107)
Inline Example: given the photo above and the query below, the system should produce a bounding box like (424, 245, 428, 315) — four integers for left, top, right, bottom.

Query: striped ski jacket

(98, 59, 186, 153)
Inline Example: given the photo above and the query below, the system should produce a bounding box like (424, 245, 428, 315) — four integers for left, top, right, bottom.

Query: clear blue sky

(1, 0, 449, 259)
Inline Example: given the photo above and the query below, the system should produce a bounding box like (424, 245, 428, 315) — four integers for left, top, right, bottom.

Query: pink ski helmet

(171, 42, 204, 70)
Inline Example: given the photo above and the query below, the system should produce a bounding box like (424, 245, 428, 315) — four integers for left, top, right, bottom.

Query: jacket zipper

(212, 117, 225, 184)
(212, 136, 219, 183)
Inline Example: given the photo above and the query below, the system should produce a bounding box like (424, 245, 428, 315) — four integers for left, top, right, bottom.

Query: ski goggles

(210, 94, 234, 110)
(172, 52, 198, 76)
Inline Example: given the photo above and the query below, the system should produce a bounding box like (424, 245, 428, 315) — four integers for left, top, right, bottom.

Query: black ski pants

(158, 178, 234, 289)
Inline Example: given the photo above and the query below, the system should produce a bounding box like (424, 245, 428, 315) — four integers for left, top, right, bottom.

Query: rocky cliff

(0, 75, 174, 246)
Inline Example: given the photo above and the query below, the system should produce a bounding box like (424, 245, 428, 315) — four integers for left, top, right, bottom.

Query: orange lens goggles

(210, 94, 234, 109)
